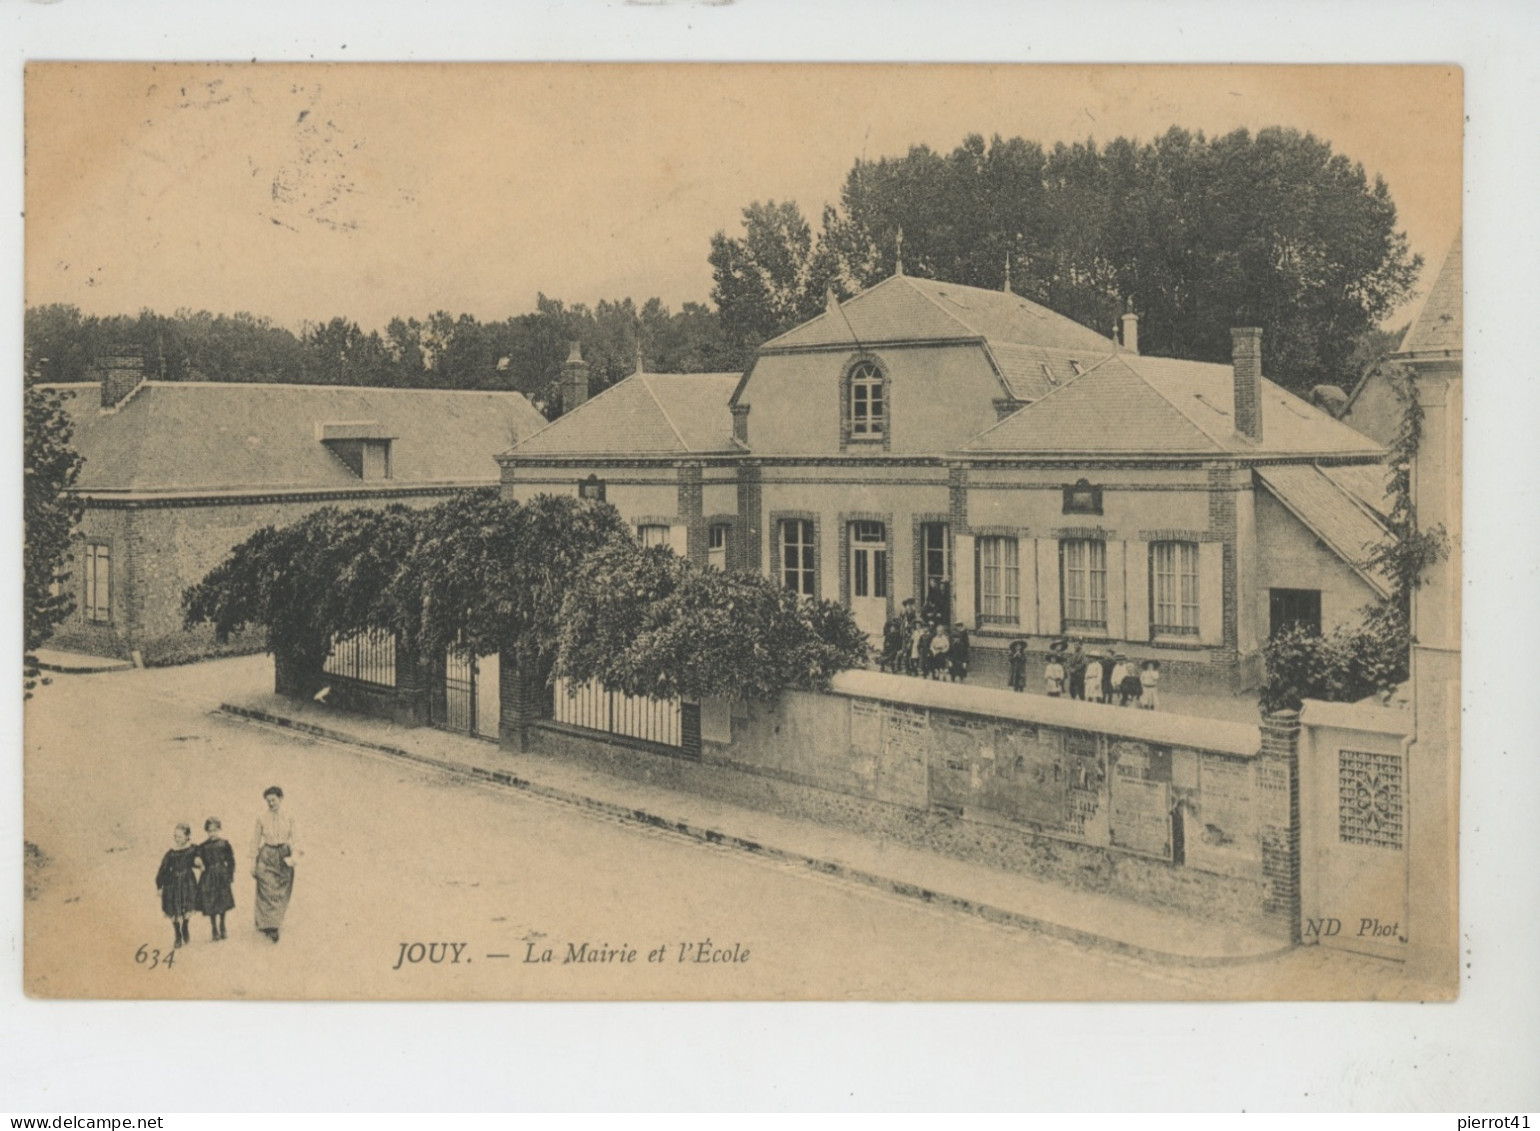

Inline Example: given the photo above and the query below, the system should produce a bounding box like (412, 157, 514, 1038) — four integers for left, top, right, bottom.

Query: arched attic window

(841, 356, 891, 450)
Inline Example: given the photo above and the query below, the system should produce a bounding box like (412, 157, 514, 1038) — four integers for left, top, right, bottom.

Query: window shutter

(1034, 538, 1059, 637)
(668, 524, 689, 556)
(953, 533, 976, 628)
(1105, 540, 1127, 639)
(1126, 541, 1150, 642)
(1198, 541, 1225, 645)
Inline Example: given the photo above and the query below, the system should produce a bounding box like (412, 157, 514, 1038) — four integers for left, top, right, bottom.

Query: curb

(218, 702, 1295, 969)
(34, 657, 135, 675)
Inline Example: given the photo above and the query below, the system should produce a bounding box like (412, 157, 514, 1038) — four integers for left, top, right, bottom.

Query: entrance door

(920, 521, 951, 622)
(849, 521, 889, 638)
(1270, 588, 1322, 638)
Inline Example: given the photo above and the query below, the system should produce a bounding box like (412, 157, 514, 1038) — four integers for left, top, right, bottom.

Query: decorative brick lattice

(1338, 749, 1404, 850)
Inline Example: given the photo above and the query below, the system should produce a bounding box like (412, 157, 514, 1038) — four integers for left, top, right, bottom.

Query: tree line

(710, 126, 1421, 394)
(24, 296, 735, 417)
(28, 124, 1420, 409)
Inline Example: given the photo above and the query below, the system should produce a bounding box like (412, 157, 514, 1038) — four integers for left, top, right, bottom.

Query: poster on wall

(21, 62, 1461, 1004)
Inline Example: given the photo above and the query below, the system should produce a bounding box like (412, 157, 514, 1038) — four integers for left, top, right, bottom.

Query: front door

(1270, 588, 1322, 638)
(920, 521, 951, 623)
(849, 521, 889, 639)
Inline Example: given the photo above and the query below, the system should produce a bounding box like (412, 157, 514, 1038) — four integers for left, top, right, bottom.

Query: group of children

(1008, 638, 1161, 710)
(153, 817, 237, 949)
(879, 599, 972, 683)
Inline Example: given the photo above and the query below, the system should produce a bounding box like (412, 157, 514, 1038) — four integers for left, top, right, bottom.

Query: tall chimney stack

(1231, 327, 1263, 441)
(1120, 311, 1139, 355)
(560, 341, 590, 413)
(98, 347, 146, 410)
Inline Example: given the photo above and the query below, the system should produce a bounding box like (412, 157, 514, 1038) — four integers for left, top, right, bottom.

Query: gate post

(1258, 709, 1303, 941)
(392, 642, 431, 728)
(498, 651, 549, 753)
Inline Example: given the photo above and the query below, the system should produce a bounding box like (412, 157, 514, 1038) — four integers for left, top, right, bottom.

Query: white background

(2, 0, 1537, 1113)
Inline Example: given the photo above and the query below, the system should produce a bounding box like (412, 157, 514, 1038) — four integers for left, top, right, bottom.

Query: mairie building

(500, 273, 1392, 693)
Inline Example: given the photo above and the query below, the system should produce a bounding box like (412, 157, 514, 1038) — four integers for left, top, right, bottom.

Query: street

(24, 655, 1405, 1001)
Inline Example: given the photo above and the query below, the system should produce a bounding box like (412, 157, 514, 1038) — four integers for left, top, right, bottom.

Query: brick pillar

(680, 701, 702, 759)
(498, 651, 550, 753)
(392, 643, 430, 727)
(678, 462, 706, 567)
(736, 462, 763, 574)
(1258, 710, 1302, 941)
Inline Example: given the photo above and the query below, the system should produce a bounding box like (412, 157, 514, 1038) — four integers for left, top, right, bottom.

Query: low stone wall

(523, 670, 1295, 937)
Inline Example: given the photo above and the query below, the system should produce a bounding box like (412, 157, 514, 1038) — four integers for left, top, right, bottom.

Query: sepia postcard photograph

(20, 59, 1465, 1008)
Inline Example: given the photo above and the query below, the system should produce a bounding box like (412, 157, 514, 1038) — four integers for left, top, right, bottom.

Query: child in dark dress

(1007, 639, 1029, 692)
(197, 817, 236, 941)
(155, 823, 201, 948)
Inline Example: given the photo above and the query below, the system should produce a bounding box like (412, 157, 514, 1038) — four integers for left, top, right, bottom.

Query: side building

(46, 361, 549, 664)
(500, 273, 1393, 694)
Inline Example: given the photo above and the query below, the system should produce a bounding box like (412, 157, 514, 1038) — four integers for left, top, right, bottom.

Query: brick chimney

(1230, 327, 1263, 442)
(559, 341, 590, 413)
(98, 348, 146, 410)
(1120, 311, 1139, 355)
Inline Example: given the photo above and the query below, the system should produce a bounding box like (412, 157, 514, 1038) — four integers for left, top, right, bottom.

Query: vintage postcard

(22, 62, 1462, 1002)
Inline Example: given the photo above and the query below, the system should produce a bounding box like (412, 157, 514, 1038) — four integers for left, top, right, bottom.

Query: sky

(25, 63, 1462, 335)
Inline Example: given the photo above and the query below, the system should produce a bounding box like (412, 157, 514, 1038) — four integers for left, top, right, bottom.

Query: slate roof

(1320, 462, 1394, 523)
(988, 343, 1096, 402)
(49, 381, 547, 494)
(1397, 227, 1462, 356)
(1255, 465, 1392, 597)
(966, 353, 1387, 458)
(761, 275, 1115, 354)
(511, 372, 740, 456)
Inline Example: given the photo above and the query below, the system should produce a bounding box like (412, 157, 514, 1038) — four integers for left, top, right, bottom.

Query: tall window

(978, 536, 1020, 624)
(1151, 541, 1200, 636)
(850, 521, 887, 599)
(637, 524, 672, 549)
(780, 519, 816, 597)
(849, 361, 886, 438)
(1061, 539, 1107, 630)
(83, 543, 111, 623)
(708, 523, 730, 571)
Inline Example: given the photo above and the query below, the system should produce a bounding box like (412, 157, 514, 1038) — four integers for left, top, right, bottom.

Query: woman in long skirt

(197, 817, 236, 941)
(251, 786, 298, 943)
(155, 823, 201, 949)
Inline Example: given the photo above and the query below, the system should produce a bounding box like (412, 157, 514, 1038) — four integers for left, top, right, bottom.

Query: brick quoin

(736, 462, 763, 574)
(1207, 462, 1241, 658)
(677, 462, 706, 567)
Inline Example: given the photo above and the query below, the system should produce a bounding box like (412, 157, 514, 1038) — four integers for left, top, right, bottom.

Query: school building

(501, 271, 1392, 693)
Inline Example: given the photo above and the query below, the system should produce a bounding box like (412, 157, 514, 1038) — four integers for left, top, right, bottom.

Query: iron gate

(434, 649, 500, 739)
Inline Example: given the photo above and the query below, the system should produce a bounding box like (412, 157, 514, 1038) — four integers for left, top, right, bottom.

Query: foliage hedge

(184, 489, 868, 705)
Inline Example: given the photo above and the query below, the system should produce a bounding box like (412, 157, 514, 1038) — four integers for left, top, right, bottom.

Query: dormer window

(841, 355, 891, 450)
(850, 362, 885, 437)
(317, 422, 395, 480)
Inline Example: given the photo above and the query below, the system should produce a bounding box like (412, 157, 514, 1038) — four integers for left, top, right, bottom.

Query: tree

(24, 385, 86, 688)
(183, 504, 421, 695)
(389, 491, 635, 676)
(709, 200, 844, 368)
(555, 546, 870, 702)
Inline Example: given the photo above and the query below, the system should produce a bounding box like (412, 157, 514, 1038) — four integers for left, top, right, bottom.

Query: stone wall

(520, 668, 1293, 936)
